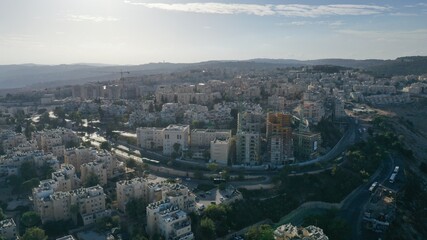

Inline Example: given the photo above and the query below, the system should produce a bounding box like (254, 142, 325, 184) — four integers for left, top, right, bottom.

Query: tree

(96, 216, 120, 231)
(199, 217, 216, 240)
(6, 174, 23, 192)
(0, 141, 4, 155)
(39, 112, 50, 126)
(22, 227, 47, 240)
(245, 224, 274, 240)
(173, 143, 181, 154)
(194, 171, 204, 179)
(53, 107, 66, 119)
(100, 141, 111, 151)
(20, 161, 37, 181)
(21, 178, 40, 193)
(0, 208, 5, 221)
(43, 220, 73, 237)
(84, 172, 100, 187)
(126, 198, 146, 221)
(207, 163, 218, 172)
(21, 211, 41, 228)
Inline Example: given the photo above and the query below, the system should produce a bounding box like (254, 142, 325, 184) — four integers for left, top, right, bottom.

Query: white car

(369, 182, 378, 192)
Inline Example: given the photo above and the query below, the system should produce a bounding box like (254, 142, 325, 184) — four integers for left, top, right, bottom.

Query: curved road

(339, 153, 402, 240)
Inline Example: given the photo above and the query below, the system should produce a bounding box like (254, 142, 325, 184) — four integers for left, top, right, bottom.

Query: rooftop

(0, 218, 16, 228)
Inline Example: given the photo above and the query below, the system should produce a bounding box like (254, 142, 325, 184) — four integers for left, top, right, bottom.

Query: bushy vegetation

(303, 210, 350, 240)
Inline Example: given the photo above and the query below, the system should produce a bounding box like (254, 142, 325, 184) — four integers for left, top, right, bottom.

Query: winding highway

(339, 153, 404, 240)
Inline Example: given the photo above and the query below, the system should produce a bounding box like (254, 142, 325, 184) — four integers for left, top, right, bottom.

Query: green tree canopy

(21, 211, 41, 228)
(0, 208, 5, 221)
(245, 224, 274, 240)
(22, 227, 47, 240)
(20, 161, 37, 181)
(126, 198, 146, 221)
(21, 178, 40, 193)
(84, 172, 100, 187)
(199, 217, 216, 240)
(100, 141, 111, 151)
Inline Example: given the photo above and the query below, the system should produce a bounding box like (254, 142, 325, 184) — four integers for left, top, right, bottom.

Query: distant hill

(365, 56, 427, 77)
(1, 56, 426, 89)
(0, 63, 189, 89)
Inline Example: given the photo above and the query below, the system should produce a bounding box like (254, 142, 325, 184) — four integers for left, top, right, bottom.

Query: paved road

(339, 153, 402, 240)
(292, 117, 361, 167)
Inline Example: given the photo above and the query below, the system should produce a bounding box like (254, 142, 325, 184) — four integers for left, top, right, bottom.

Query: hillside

(366, 56, 427, 77)
(1, 56, 426, 89)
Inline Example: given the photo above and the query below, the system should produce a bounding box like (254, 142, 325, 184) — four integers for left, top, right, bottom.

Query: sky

(1, 0, 427, 65)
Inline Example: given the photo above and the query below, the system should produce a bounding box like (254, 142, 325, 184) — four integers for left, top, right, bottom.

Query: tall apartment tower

(236, 111, 263, 165)
(266, 112, 294, 165)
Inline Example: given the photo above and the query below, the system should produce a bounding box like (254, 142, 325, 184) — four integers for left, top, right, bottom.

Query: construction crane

(119, 70, 130, 81)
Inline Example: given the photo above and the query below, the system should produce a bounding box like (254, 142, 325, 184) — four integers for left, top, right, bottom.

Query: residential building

(116, 178, 196, 213)
(266, 113, 294, 165)
(80, 161, 108, 186)
(190, 129, 231, 148)
(210, 138, 231, 165)
(236, 111, 263, 165)
(56, 235, 76, 240)
(51, 164, 80, 192)
(116, 177, 148, 212)
(0, 218, 17, 240)
(64, 147, 97, 173)
(299, 101, 325, 125)
(162, 125, 190, 156)
(268, 96, 285, 111)
(334, 98, 346, 120)
(32, 185, 106, 224)
(236, 132, 261, 165)
(274, 223, 329, 240)
(293, 127, 322, 161)
(146, 200, 194, 240)
(136, 127, 163, 150)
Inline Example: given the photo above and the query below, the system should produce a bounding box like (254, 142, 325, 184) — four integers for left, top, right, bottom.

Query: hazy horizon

(1, 0, 427, 65)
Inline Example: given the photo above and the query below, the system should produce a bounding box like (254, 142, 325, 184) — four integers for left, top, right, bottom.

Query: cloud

(280, 20, 343, 26)
(124, 1, 390, 17)
(337, 29, 427, 41)
(67, 15, 119, 22)
(405, 3, 427, 8)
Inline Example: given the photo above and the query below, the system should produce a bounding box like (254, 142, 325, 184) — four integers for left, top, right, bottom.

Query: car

(185, 177, 191, 181)
(393, 166, 400, 173)
(199, 193, 205, 198)
(369, 181, 378, 192)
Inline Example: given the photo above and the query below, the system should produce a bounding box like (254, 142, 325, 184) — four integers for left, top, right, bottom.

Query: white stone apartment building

(236, 111, 263, 165)
(210, 138, 230, 165)
(268, 96, 285, 111)
(79, 149, 117, 186)
(190, 129, 231, 148)
(64, 147, 97, 172)
(80, 161, 108, 186)
(299, 101, 325, 125)
(162, 125, 190, 156)
(32, 185, 106, 224)
(33, 128, 79, 155)
(146, 200, 194, 240)
(136, 127, 164, 150)
(0, 131, 26, 150)
(116, 177, 148, 212)
(0, 218, 17, 240)
(51, 164, 80, 192)
(116, 178, 196, 213)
